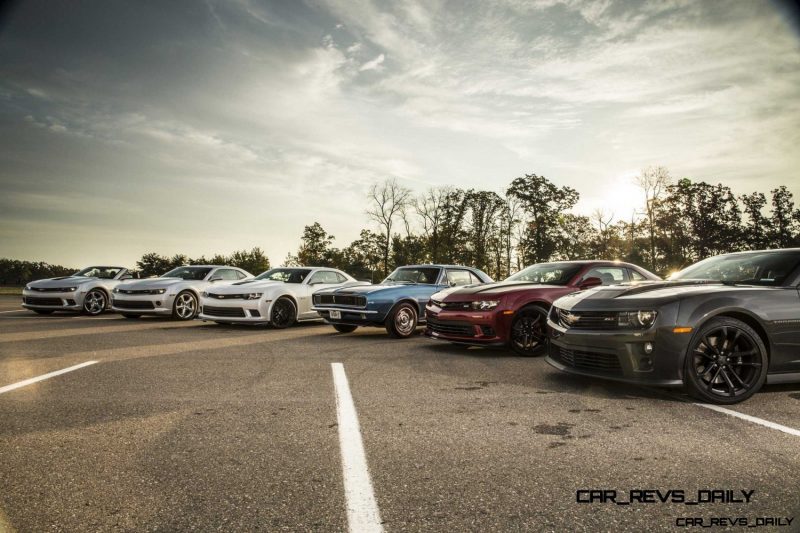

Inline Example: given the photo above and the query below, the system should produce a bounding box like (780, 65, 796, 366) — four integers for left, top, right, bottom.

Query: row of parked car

(21, 248, 800, 404)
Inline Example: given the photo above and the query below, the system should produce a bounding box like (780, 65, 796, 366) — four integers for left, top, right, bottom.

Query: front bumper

(424, 306, 509, 346)
(312, 306, 384, 327)
(545, 319, 688, 387)
(111, 294, 176, 315)
(22, 291, 83, 311)
(199, 297, 267, 323)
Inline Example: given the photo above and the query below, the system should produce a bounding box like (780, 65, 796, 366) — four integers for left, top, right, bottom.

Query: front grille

(314, 294, 367, 307)
(550, 344, 622, 374)
(426, 317, 475, 337)
(116, 289, 162, 295)
(205, 293, 245, 300)
(432, 300, 471, 310)
(556, 308, 621, 330)
(203, 305, 246, 318)
(30, 287, 71, 293)
(113, 299, 155, 310)
(24, 296, 63, 306)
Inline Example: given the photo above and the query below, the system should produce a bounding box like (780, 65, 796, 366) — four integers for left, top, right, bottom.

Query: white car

(22, 266, 135, 316)
(198, 266, 367, 328)
(111, 265, 252, 320)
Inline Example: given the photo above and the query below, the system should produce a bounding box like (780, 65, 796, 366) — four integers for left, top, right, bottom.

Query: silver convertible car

(22, 266, 135, 316)
(111, 265, 252, 320)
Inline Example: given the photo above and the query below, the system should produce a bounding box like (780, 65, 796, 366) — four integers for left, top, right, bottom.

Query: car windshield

(671, 251, 800, 286)
(162, 267, 213, 280)
(74, 266, 124, 279)
(384, 267, 441, 284)
(505, 263, 583, 285)
(254, 268, 311, 284)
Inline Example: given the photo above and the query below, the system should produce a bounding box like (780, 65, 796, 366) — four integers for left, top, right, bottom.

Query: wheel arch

(699, 309, 771, 361)
(86, 285, 111, 307)
(269, 293, 298, 320)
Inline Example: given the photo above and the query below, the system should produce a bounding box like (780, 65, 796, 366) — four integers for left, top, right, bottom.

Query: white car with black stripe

(198, 267, 366, 327)
(22, 266, 135, 316)
(111, 265, 252, 320)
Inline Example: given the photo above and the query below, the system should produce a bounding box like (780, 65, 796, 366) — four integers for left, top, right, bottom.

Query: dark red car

(425, 261, 660, 356)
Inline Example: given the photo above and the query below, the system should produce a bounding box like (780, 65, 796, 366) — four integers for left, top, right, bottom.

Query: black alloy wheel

(684, 317, 767, 404)
(510, 306, 547, 356)
(271, 297, 297, 329)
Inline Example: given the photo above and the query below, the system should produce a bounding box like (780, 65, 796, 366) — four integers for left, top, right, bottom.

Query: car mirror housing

(579, 276, 603, 290)
(209, 276, 223, 282)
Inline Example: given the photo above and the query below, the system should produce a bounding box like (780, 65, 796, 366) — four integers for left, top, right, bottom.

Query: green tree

(296, 222, 337, 266)
(506, 173, 579, 264)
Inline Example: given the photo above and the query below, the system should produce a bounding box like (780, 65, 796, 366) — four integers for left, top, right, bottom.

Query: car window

(384, 267, 441, 284)
(446, 269, 473, 286)
(216, 269, 240, 281)
(335, 273, 348, 283)
(308, 271, 340, 284)
(469, 271, 483, 284)
(582, 267, 628, 285)
(629, 269, 647, 282)
(235, 270, 247, 280)
(254, 268, 311, 283)
(75, 266, 123, 279)
(163, 267, 213, 280)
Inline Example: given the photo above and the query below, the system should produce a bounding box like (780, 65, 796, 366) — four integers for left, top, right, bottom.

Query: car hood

(28, 276, 97, 288)
(439, 281, 565, 299)
(556, 280, 779, 310)
(116, 277, 190, 290)
(208, 279, 283, 293)
(320, 282, 424, 296)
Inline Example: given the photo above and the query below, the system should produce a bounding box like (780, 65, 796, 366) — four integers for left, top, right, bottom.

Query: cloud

(359, 52, 385, 71)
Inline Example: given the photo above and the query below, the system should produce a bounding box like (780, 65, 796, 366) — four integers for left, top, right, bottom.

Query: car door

(301, 270, 342, 318)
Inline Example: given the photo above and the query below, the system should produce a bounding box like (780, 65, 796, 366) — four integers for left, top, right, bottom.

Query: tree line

(2, 168, 799, 285)
(286, 169, 800, 281)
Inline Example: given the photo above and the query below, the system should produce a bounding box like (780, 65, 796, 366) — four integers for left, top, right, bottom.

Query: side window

(583, 267, 627, 285)
(628, 269, 647, 282)
(446, 269, 473, 286)
(308, 271, 339, 284)
(336, 273, 348, 283)
(216, 269, 240, 281)
(469, 271, 483, 284)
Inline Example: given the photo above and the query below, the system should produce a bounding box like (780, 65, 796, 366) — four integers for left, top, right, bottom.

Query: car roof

(86, 265, 127, 269)
(397, 264, 475, 269)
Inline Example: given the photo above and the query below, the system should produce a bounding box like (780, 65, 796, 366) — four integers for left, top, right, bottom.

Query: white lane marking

(331, 363, 384, 533)
(0, 310, 26, 314)
(694, 403, 800, 437)
(0, 361, 98, 395)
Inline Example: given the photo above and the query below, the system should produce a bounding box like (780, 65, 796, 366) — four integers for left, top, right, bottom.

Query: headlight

(618, 310, 658, 328)
(244, 293, 262, 300)
(201, 291, 209, 297)
(153, 288, 166, 294)
(25, 285, 31, 291)
(67, 287, 77, 292)
(471, 300, 500, 310)
(113, 288, 119, 293)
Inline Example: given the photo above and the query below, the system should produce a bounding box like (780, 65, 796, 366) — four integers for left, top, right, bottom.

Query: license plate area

(329, 310, 341, 319)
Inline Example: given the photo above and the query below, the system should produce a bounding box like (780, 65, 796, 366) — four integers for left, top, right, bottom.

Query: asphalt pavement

(0, 295, 798, 532)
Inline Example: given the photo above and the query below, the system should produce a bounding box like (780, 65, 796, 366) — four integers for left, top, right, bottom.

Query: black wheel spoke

(703, 335, 719, 355)
(727, 369, 747, 388)
(706, 367, 722, 391)
(720, 369, 736, 395)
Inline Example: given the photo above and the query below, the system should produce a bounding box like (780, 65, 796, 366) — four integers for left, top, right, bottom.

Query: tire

(122, 313, 141, 319)
(333, 324, 358, 333)
(82, 289, 107, 316)
(385, 302, 418, 338)
(33, 309, 54, 315)
(509, 306, 548, 357)
(172, 291, 198, 321)
(683, 317, 767, 404)
(270, 297, 297, 329)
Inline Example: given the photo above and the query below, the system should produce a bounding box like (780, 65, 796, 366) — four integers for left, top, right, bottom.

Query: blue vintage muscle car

(311, 264, 492, 337)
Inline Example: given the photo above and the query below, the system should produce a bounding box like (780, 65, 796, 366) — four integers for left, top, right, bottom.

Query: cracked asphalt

(0, 295, 798, 532)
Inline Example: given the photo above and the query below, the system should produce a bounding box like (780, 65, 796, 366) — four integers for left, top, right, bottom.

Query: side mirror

(579, 276, 603, 290)
(209, 276, 223, 282)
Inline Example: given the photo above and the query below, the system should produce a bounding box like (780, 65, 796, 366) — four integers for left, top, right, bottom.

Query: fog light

(644, 342, 654, 354)
(156, 301, 162, 306)
(639, 356, 653, 371)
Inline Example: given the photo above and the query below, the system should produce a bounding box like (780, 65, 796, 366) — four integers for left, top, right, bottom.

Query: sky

(0, 0, 798, 269)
